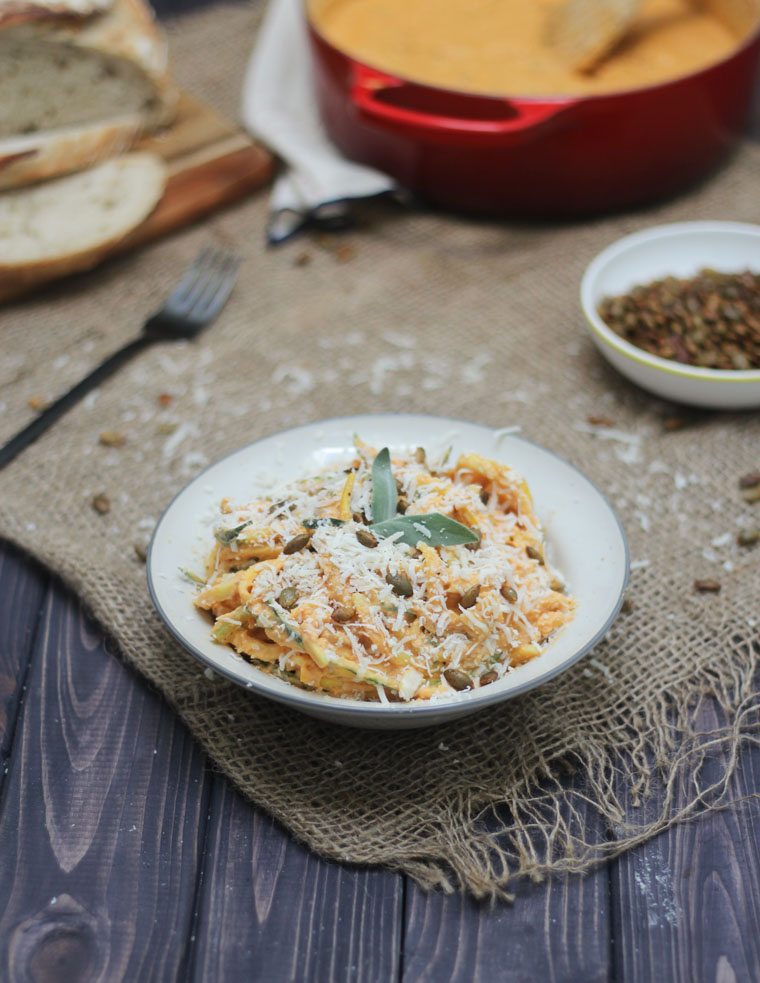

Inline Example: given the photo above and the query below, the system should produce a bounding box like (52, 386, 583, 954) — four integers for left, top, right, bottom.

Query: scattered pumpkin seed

(621, 597, 634, 614)
(444, 668, 472, 691)
(397, 496, 409, 514)
(415, 447, 426, 464)
(278, 587, 299, 610)
(99, 430, 126, 447)
(501, 585, 518, 603)
(526, 545, 544, 564)
(737, 528, 760, 547)
(332, 604, 356, 623)
(479, 670, 499, 687)
(694, 578, 721, 593)
(133, 543, 147, 562)
(739, 472, 760, 489)
(283, 531, 312, 554)
(92, 493, 111, 515)
(352, 511, 368, 525)
(404, 610, 418, 623)
(460, 584, 481, 609)
(743, 486, 760, 504)
(479, 487, 490, 505)
(356, 529, 379, 548)
(386, 573, 413, 597)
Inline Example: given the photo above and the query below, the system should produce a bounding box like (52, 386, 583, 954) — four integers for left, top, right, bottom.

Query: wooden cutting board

(118, 90, 274, 253)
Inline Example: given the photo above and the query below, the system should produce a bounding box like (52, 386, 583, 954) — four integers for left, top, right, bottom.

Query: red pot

(307, 12, 760, 217)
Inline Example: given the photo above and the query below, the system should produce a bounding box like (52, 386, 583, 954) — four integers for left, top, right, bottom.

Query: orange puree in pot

(309, 0, 749, 96)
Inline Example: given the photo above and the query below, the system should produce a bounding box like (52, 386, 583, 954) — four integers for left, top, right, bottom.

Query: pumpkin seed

(501, 585, 518, 603)
(415, 447, 426, 464)
(479, 487, 489, 505)
(694, 578, 721, 593)
(92, 493, 111, 515)
(444, 668, 472, 691)
(386, 573, 413, 597)
(278, 587, 299, 610)
(743, 486, 760, 504)
(404, 610, 418, 623)
(621, 597, 634, 614)
(133, 543, 147, 563)
(460, 584, 481, 609)
(739, 472, 760, 489)
(737, 528, 760, 547)
(479, 670, 499, 687)
(526, 545, 544, 564)
(283, 531, 311, 554)
(99, 430, 126, 447)
(332, 604, 356, 623)
(397, 495, 409, 514)
(356, 529, 379, 548)
(465, 529, 482, 552)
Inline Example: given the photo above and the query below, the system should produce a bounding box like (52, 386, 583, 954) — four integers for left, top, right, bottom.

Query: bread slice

(0, 0, 175, 187)
(0, 113, 144, 191)
(0, 151, 166, 300)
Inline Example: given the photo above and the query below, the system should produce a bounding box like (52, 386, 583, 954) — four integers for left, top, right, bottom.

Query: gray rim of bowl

(147, 413, 631, 719)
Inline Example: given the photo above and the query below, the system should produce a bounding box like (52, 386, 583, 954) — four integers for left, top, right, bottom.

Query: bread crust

(0, 114, 143, 190)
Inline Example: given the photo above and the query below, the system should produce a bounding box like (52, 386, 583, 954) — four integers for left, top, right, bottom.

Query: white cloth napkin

(241, 0, 396, 243)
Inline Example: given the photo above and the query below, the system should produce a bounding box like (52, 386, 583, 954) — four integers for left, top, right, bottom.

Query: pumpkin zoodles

(192, 440, 575, 702)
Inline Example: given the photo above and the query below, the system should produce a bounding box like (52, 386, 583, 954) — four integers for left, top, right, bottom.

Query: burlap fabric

(1, 2, 759, 899)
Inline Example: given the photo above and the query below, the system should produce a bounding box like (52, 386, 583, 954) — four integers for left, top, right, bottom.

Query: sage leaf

(215, 521, 251, 545)
(371, 447, 398, 523)
(371, 513, 479, 548)
(302, 517, 346, 529)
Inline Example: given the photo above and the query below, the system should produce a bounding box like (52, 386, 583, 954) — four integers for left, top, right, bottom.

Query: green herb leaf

(266, 602, 304, 646)
(180, 567, 206, 585)
(302, 517, 346, 529)
(371, 447, 397, 523)
(371, 513, 479, 548)
(215, 521, 251, 545)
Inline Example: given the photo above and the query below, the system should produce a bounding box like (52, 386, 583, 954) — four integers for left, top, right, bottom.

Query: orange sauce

(310, 0, 750, 95)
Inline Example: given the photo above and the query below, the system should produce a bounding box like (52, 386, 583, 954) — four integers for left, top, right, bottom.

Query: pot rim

(306, 2, 760, 106)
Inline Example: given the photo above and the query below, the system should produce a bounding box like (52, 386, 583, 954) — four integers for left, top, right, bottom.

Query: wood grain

(401, 789, 610, 983)
(0, 580, 213, 983)
(0, 545, 48, 757)
(609, 699, 760, 983)
(189, 775, 404, 983)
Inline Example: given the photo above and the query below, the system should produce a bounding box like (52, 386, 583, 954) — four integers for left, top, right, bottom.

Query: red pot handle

(351, 64, 570, 143)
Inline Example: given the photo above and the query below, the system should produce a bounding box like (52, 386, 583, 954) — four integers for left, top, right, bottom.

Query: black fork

(0, 247, 241, 470)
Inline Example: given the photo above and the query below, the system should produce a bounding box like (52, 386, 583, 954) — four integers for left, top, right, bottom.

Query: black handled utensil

(0, 247, 241, 471)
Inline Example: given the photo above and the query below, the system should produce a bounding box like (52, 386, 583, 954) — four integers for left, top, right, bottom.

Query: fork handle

(0, 335, 155, 471)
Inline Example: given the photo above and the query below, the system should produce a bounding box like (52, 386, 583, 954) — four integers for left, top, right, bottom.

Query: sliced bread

(0, 151, 166, 299)
(0, 0, 175, 187)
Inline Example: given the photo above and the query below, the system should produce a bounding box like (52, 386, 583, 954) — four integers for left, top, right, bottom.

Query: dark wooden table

(2, 3, 760, 978)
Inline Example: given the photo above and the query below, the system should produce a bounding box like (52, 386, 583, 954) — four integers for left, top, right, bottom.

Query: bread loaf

(0, 0, 175, 188)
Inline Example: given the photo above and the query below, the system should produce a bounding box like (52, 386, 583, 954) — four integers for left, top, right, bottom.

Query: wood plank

(0, 580, 213, 983)
(189, 775, 404, 983)
(401, 790, 610, 983)
(0, 543, 48, 757)
(610, 699, 760, 982)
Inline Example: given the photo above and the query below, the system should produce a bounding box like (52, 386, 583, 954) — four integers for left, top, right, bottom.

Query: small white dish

(147, 415, 629, 729)
(581, 221, 760, 410)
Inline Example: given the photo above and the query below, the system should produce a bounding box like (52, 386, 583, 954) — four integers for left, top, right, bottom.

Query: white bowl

(147, 415, 629, 729)
(581, 221, 760, 410)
